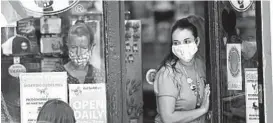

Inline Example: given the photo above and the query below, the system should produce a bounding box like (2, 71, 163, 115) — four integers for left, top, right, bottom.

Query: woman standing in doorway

(154, 18, 210, 123)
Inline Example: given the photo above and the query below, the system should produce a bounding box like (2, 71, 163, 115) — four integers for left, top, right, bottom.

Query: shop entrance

(1, 1, 270, 123)
(122, 1, 266, 123)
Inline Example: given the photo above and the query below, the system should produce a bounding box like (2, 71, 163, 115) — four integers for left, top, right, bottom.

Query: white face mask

(172, 42, 198, 62)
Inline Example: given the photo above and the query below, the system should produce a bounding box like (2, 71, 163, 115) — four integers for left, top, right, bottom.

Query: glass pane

(1, 0, 105, 122)
(125, 1, 207, 123)
(220, 2, 259, 123)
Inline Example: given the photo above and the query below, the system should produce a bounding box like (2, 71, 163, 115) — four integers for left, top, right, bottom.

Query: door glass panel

(220, 2, 259, 123)
(125, 1, 207, 123)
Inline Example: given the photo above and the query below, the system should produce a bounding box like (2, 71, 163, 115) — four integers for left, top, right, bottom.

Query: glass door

(216, 1, 264, 123)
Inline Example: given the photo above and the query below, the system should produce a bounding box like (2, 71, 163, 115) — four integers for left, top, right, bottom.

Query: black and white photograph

(1, 0, 273, 123)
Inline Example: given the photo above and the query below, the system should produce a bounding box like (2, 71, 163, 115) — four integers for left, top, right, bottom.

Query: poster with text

(69, 83, 107, 123)
(227, 43, 242, 90)
(245, 68, 259, 123)
(20, 72, 68, 123)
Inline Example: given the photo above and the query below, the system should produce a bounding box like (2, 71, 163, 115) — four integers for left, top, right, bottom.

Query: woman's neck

(178, 58, 195, 67)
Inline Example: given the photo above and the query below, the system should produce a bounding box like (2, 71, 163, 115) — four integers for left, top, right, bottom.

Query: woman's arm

(158, 96, 206, 123)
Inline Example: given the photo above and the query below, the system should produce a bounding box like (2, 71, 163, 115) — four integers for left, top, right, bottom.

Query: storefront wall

(1, 1, 272, 123)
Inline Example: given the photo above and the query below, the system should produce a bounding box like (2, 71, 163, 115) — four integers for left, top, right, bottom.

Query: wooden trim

(103, 1, 124, 123)
(255, 2, 265, 123)
(206, 1, 222, 123)
(119, 2, 129, 123)
(260, 1, 273, 123)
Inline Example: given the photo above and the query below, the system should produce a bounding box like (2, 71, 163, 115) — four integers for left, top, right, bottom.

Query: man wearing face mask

(240, 28, 258, 68)
(53, 22, 104, 84)
(153, 17, 210, 123)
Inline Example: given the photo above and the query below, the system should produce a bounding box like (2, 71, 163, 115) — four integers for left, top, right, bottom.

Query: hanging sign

(227, 43, 242, 90)
(245, 68, 259, 123)
(69, 83, 107, 123)
(229, 0, 254, 12)
(20, 72, 68, 123)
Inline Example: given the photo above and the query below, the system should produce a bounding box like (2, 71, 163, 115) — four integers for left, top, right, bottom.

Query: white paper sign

(69, 83, 107, 123)
(227, 44, 242, 90)
(245, 68, 259, 123)
(20, 72, 68, 123)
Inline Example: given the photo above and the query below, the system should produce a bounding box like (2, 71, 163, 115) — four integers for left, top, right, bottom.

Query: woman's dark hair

(37, 99, 75, 123)
(157, 17, 198, 73)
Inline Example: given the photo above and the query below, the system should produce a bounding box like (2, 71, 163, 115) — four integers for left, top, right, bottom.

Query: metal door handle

(206, 110, 212, 123)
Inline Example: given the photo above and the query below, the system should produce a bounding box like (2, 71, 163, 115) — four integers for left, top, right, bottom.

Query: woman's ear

(196, 37, 200, 47)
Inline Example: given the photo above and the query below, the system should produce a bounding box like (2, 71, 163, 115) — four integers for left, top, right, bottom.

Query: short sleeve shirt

(154, 57, 207, 123)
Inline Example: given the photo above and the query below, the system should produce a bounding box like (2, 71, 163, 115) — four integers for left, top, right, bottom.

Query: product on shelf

(40, 16, 61, 34)
(40, 35, 63, 54)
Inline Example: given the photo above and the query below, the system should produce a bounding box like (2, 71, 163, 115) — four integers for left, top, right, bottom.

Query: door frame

(103, 1, 125, 123)
(260, 1, 273, 123)
(206, 1, 222, 123)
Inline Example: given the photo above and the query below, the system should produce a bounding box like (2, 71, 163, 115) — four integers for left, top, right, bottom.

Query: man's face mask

(172, 39, 198, 62)
(69, 50, 90, 67)
(242, 40, 257, 60)
(240, 29, 257, 60)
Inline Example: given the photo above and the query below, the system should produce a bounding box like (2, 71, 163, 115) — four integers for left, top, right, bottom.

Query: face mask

(69, 50, 90, 67)
(242, 40, 257, 60)
(172, 42, 198, 62)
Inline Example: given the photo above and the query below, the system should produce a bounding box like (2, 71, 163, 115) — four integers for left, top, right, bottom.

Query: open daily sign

(69, 83, 107, 123)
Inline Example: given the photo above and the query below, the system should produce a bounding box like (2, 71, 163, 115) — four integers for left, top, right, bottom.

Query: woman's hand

(201, 84, 210, 112)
